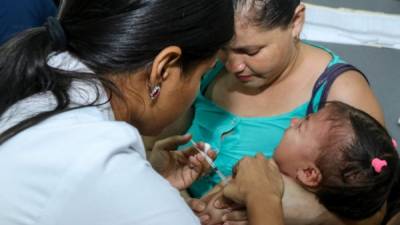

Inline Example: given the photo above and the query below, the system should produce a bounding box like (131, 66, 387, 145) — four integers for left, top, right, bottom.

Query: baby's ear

(296, 165, 322, 188)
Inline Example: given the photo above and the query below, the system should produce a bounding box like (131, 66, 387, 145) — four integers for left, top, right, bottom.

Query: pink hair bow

(371, 158, 387, 173)
(393, 138, 398, 148)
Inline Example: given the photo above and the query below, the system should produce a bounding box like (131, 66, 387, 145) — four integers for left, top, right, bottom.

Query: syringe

(190, 139, 228, 185)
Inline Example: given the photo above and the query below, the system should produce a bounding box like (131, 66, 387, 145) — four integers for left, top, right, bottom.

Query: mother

(185, 0, 384, 197)
(0, 0, 234, 224)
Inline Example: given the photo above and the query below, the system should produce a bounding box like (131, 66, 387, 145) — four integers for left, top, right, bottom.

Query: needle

(190, 139, 228, 185)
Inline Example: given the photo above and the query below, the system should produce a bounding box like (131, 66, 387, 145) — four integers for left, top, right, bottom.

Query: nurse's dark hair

(314, 101, 399, 220)
(233, 0, 301, 29)
(0, 0, 234, 144)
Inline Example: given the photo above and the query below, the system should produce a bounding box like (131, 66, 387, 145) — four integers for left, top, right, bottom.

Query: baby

(199, 101, 399, 223)
(274, 101, 398, 220)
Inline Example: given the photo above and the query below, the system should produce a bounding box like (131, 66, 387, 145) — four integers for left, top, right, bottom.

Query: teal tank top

(184, 43, 346, 197)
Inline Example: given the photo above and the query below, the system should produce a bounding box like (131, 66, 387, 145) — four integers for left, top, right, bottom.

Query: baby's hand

(199, 185, 248, 225)
(199, 190, 229, 225)
(213, 196, 248, 225)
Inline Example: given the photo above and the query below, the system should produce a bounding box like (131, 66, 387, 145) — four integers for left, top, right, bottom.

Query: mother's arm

(282, 175, 328, 225)
(282, 175, 386, 225)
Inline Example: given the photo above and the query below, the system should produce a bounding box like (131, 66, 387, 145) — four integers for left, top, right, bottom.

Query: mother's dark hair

(0, 0, 234, 144)
(233, 0, 300, 29)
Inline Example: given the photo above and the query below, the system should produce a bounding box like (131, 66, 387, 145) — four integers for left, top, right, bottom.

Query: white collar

(47, 52, 115, 121)
(47, 51, 93, 73)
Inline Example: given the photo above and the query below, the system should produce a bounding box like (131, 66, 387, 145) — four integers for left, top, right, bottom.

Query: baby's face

(273, 109, 333, 178)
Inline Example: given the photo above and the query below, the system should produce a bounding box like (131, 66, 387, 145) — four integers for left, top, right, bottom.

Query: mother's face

(219, 17, 298, 90)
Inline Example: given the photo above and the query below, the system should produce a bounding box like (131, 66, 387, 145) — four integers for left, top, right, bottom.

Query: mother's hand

(224, 153, 283, 205)
(149, 134, 216, 190)
(223, 154, 285, 225)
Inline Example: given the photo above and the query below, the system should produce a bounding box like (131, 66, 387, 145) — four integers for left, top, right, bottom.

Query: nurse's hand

(150, 134, 216, 190)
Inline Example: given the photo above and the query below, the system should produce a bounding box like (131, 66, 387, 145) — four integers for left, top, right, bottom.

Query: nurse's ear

(290, 3, 306, 40)
(147, 46, 182, 100)
(296, 164, 322, 188)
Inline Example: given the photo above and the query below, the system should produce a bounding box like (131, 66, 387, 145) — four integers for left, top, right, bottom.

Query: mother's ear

(291, 3, 306, 40)
(296, 164, 322, 188)
(148, 46, 182, 86)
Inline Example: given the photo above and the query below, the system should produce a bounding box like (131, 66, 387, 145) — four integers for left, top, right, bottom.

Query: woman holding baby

(146, 0, 400, 224)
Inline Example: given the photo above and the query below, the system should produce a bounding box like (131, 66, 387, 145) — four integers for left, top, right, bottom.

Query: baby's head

(274, 101, 399, 219)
